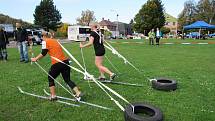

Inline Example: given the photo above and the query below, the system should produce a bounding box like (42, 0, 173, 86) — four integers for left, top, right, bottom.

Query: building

(99, 18, 119, 37)
(164, 13, 178, 35)
(113, 22, 133, 36)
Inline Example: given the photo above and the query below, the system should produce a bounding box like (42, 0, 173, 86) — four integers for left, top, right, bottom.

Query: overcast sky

(0, 0, 200, 24)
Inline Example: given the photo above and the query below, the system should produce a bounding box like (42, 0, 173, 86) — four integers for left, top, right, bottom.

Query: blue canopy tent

(184, 21, 215, 30)
(183, 21, 215, 39)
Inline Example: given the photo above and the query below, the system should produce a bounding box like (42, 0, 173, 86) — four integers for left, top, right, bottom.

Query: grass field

(0, 39, 215, 121)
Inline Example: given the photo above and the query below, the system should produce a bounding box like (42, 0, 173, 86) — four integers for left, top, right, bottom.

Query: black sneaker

(49, 96, 58, 101)
(110, 73, 116, 81)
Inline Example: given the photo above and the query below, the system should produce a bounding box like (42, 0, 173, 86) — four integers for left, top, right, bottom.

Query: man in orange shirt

(31, 32, 82, 100)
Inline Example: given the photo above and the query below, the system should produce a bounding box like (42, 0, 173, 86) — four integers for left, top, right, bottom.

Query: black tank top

(90, 31, 105, 56)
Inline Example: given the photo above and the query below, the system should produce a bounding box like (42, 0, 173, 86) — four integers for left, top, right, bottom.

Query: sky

(0, 0, 200, 24)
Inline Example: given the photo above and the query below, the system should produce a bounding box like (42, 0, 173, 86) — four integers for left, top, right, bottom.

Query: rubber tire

(152, 78, 177, 91)
(124, 102, 163, 121)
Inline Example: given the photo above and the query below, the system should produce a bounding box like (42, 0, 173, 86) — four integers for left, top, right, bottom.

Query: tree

(178, 0, 215, 29)
(160, 27, 170, 34)
(76, 10, 96, 26)
(133, 0, 165, 34)
(195, 0, 215, 24)
(34, 0, 62, 31)
(178, 0, 197, 30)
(56, 23, 69, 37)
(104, 30, 112, 39)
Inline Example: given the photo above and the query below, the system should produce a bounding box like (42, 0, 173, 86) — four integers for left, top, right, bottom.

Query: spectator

(156, 28, 162, 45)
(14, 23, 29, 63)
(148, 29, 155, 45)
(0, 26, 8, 61)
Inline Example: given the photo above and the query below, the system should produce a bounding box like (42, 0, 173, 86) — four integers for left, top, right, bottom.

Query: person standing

(156, 28, 162, 45)
(0, 26, 8, 61)
(80, 23, 116, 81)
(14, 23, 29, 63)
(31, 32, 82, 100)
(148, 29, 155, 45)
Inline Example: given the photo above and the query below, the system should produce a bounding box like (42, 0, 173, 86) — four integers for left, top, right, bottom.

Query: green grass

(0, 39, 215, 121)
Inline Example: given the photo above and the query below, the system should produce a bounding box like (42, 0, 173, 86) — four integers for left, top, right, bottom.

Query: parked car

(186, 32, 200, 38)
(208, 33, 215, 38)
(27, 30, 42, 45)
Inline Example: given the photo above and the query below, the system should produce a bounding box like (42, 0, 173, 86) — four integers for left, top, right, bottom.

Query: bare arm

(31, 54, 44, 62)
(80, 36, 94, 48)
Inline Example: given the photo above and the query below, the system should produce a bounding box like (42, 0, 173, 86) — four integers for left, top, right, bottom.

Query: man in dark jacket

(0, 26, 8, 61)
(14, 23, 29, 63)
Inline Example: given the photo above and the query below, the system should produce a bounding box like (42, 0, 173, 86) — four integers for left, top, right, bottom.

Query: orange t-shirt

(42, 37, 67, 65)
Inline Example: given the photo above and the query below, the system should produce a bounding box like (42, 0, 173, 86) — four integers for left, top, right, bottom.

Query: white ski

(91, 79, 144, 87)
(17, 87, 80, 107)
(43, 89, 112, 110)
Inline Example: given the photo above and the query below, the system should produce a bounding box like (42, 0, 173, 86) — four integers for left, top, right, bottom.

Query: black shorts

(48, 59, 76, 88)
(95, 49, 105, 56)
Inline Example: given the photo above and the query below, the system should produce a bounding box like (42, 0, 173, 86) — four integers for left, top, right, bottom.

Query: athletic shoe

(75, 93, 84, 102)
(49, 96, 58, 101)
(20, 60, 24, 62)
(98, 77, 106, 81)
(110, 73, 116, 81)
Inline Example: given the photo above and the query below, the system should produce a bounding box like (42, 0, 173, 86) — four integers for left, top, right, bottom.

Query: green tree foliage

(76, 10, 96, 26)
(178, 0, 197, 29)
(160, 27, 170, 34)
(104, 30, 112, 39)
(56, 23, 69, 37)
(133, 0, 165, 33)
(195, 0, 215, 24)
(178, 0, 215, 29)
(34, 0, 62, 31)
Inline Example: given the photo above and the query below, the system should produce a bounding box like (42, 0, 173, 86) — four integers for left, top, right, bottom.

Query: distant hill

(0, 13, 32, 27)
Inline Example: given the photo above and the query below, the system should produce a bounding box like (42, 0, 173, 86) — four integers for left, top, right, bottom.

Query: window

(79, 28, 91, 34)
(173, 22, 176, 26)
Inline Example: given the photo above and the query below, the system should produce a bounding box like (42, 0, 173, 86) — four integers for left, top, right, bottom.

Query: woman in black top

(80, 23, 116, 81)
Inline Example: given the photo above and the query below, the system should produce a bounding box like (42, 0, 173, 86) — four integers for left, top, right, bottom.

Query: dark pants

(0, 44, 7, 60)
(149, 38, 154, 45)
(48, 60, 76, 89)
(156, 37, 160, 45)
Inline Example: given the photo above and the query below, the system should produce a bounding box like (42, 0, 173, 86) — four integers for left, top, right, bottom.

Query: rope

(51, 44, 134, 111)
(105, 55, 120, 74)
(34, 62, 75, 98)
(80, 48, 92, 88)
(104, 40, 141, 73)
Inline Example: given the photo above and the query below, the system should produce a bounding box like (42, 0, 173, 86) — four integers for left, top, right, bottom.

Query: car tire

(124, 102, 163, 121)
(151, 78, 177, 91)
